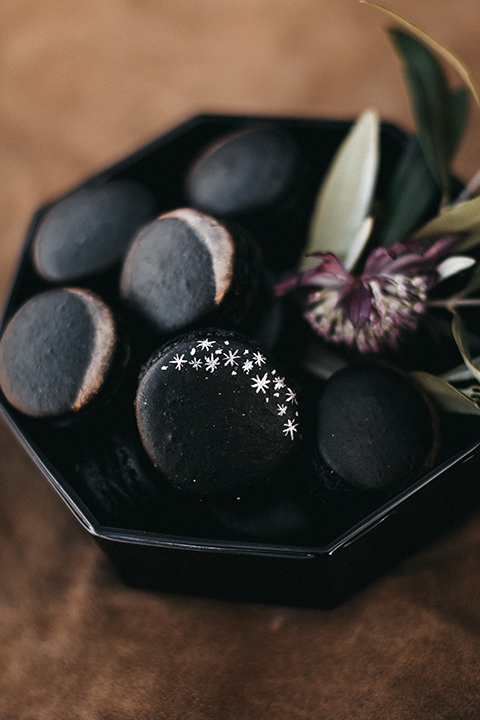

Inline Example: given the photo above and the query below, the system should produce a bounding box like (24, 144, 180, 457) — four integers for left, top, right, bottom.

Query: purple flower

(275, 235, 464, 352)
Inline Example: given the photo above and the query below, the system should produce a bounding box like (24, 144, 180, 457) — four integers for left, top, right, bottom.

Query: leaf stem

(428, 297, 480, 311)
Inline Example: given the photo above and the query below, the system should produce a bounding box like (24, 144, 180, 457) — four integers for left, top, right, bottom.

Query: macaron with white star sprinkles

(135, 329, 302, 495)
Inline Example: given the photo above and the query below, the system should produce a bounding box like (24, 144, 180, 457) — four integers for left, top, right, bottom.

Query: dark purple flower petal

(363, 246, 398, 274)
(342, 280, 373, 329)
(274, 252, 351, 296)
(274, 272, 305, 297)
(363, 234, 462, 284)
(275, 232, 464, 353)
(381, 252, 436, 276)
(423, 234, 461, 259)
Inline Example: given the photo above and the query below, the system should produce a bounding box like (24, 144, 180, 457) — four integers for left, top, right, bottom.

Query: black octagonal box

(1, 113, 480, 609)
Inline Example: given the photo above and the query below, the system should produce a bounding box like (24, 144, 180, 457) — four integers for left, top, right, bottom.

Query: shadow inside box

(87, 435, 480, 609)
(1, 113, 480, 608)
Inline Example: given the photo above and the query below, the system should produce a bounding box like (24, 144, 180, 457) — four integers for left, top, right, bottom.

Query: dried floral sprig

(411, 314, 480, 416)
(273, 4, 480, 415)
(275, 234, 472, 353)
(275, 7, 480, 365)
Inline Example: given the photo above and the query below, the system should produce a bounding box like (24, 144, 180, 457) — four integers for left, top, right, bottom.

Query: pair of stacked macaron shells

(0, 126, 440, 503)
(0, 128, 308, 497)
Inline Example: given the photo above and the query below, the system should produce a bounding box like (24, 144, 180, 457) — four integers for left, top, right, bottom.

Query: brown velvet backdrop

(2, 1, 480, 717)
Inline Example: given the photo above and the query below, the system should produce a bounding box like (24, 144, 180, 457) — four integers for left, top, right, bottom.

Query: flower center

(305, 273, 429, 352)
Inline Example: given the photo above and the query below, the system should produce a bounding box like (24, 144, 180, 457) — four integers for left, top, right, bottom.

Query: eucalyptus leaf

(303, 109, 379, 269)
(450, 87, 470, 158)
(362, 2, 480, 107)
(414, 194, 480, 249)
(461, 262, 480, 297)
(389, 28, 459, 199)
(438, 314, 480, 352)
(378, 136, 440, 246)
(410, 370, 480, 415)
(455, 231, 480, 253)
(452, 314, 480, 383)
(436, 255, 475, 281)
(343, 216, 374, 271)
(440, 358, 480, 383)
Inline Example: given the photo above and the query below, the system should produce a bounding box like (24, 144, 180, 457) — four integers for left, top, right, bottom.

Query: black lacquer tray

(2, 113, 480, 608)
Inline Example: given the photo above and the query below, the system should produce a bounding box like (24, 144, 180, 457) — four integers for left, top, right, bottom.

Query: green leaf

(378, 136, 440, 246)
(462, 262, 480, 297)
(303, 109, 379, 270)
(455, 232, 480, 253)
(362, 2, 480, 107)
(344, 216, 374, 270)
(389, 28, 458, 198)
(449, 87, 470, 158)
(436, 255, 475, 281)
(440, 358, 480, 383)
(414, 194, 480, 250)
(410, 370, 480, 415)
(452, 314, 480, 383)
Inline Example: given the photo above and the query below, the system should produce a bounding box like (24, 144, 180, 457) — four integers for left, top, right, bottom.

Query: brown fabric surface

(2, 1, 480, 717)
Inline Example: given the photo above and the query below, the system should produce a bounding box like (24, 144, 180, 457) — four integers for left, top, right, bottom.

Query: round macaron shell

(316, 364, 438, 493)
(120, 209, 236, 333)
(32, 181, 154, 282)
(0, 288, 117, 418)
(135, 330, 301, 495)
(185, 128, 301, 216)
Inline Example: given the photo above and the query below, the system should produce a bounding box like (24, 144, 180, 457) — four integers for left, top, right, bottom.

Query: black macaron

(75, 430, 163, 525)
(120, 208, 262, 335)
(185, 127, 302, 217)
(0, 288, 119, 419)
(32, 180, 154, 283)
(184, 127, 309, 271)
(315, 364, 439, 495)
(135, 329, 302, 496)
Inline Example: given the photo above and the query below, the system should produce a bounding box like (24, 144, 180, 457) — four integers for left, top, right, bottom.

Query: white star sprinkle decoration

(197, 339, 215, 350)
(253, 351, 266, 367)
(251, 373, 271, 394)
(285, 388, 298, 404)
(205, 353, 220, 373)
(242, 359, 254, 374)
(223, 349, 240, 367)
(170, 353, 187, 370)
(283, 419, 298, 440)
(162, 337, 301, 445)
